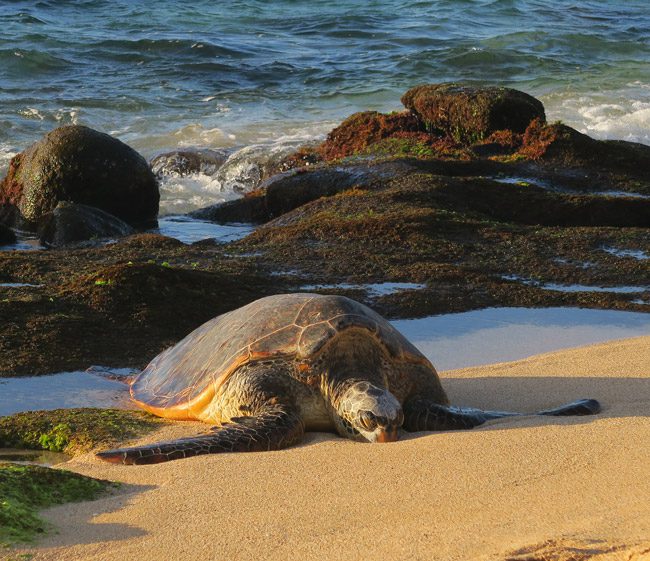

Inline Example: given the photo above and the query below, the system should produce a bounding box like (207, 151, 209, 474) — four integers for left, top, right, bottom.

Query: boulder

(38, 202, 134, 247)
(214, 142, 308, 194)
(520, 119, 650, 175)
(0, 125, 159, 228)
(401, 83, 545, 143)
(190, 166, 365, 223)
(0, 222, 16, 246)
(150, 148, 230, 178)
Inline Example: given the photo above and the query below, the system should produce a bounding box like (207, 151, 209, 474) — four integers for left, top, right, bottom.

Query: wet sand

(7, 335, 650, 561)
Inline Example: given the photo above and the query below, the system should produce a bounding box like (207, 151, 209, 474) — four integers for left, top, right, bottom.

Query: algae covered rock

(38, 201, 135, 247)
(319, 110, 423, 160)
(0, 125, 159, 228)
(0, 408, 165, 455)
(401, 83, 545, 143)
(520, 119, 650, 175)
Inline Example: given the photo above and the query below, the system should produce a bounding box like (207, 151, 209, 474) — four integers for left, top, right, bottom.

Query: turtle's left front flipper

(403, 397, 600, 432)
(96, 406, 304, 465)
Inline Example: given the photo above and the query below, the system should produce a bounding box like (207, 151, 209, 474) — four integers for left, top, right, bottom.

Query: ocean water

(1, 1, 649, 213)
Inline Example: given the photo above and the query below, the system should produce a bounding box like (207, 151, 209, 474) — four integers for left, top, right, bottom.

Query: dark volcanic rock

(0, 125, 159, 228)
(401, 83, 545, 143)
(150, 148, 230, 178)
(38, 202, 135, 248)
(0, 222, 16, 246)
(190, 167, 364, 223)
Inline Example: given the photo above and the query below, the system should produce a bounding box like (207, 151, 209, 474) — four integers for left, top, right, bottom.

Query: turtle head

(334, 381, 404, 443)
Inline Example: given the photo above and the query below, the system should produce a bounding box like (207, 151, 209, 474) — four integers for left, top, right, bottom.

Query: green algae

(0, 462, 115, 546)
(0, 408, 166, 455)
(361, 137, 435, 159)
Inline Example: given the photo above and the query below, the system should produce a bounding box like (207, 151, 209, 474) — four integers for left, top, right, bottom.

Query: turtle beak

(376, 427, 399, 443)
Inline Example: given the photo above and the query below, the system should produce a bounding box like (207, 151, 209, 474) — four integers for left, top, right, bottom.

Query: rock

(214, 142, 312, 194)
(190, 166, 366, 223)
(189, 194, 269, 224)
(401, 83, 545, 143)
(37, 202, 135, 247)
(520, 119, 650, 176)
(318, 111, 423, 160)
(0, 222, 16, 246)
(150, 148, 230, 178)
(116, 233, 185, 250)
(0, 125, 159, 228)
(0, 204, 25, 230)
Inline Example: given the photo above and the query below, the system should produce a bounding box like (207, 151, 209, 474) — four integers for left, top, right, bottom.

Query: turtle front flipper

(403, 397, 601, 432)
(97, 406, 304, 465)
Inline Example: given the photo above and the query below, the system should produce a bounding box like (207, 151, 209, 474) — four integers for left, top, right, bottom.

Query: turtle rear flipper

(403, 397, 601, 432)
(96, 406, 304, 465)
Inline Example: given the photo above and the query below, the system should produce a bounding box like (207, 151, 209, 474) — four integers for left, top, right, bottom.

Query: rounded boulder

(0, 125, 159, 227)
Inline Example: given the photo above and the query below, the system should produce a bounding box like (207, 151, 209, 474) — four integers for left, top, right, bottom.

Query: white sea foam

(17, 107, 45, 120)
(158, 173, 241, 215)
(156, 135, 321, 214)
(0, 143, 17, 176)
(544, 85, 650, 145)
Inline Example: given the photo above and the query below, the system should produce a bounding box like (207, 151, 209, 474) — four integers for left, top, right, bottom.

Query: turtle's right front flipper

(96, 406, 304, 465)
(403, 397, 601, 432)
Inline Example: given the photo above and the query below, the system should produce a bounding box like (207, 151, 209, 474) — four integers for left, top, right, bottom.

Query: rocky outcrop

(190, 166, 370, 223)
(401, 83, 545, 143)
(520, 119, 650, 176)
(0, 222, 16, 246)
(38, 202, 135, 247)
(0, 125, 159, 228)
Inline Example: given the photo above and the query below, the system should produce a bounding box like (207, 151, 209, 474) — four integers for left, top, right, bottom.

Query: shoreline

(5, 334, 650, 561)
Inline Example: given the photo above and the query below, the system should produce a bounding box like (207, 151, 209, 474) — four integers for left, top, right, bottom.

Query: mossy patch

(0, 462, 115, 546)
(400, 83, 545, 143)
(0, 409, 166, 455)
(319, 111, 423, 160)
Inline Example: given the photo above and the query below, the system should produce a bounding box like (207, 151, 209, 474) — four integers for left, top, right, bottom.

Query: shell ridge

(292, 294, 318, 325)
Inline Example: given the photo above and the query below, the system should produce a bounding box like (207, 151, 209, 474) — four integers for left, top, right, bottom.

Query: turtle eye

(359, 411, 378, 430)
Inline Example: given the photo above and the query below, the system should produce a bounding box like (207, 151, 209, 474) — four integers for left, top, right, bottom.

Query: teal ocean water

(1, 0, 649, 211)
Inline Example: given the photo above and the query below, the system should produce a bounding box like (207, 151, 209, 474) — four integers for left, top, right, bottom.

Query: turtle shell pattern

(130, 293, 429, 420)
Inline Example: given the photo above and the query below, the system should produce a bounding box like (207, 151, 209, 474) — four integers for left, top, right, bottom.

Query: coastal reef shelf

(0, 83, 648, 376)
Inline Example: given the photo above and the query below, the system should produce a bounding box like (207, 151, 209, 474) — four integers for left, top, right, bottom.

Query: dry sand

(6, 335, 650, 561)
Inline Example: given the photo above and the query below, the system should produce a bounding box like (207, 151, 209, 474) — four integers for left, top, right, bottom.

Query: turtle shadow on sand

(240, 373, 649, 447)
(442, 376, 650, 424)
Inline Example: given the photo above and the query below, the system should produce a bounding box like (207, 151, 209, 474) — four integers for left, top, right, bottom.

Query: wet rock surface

(0, 222, 16, 246)
(151, 148, 231, 178)
(401, 83, 546, 142)
(38, 202, 135, 248)
(0, 125, 159, 228)
(0, 85, 648, 376)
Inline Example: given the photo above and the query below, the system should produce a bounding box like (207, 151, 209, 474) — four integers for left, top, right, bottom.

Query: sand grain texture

(6, 335, 650, 561)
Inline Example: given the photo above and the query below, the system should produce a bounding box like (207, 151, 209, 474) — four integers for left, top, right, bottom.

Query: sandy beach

(4, 334, 649, 561)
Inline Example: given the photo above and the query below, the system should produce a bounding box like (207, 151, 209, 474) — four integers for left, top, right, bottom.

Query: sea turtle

(97, 293, 600, 465)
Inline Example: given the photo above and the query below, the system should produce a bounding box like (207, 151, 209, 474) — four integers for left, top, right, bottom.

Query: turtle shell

(130, 293, 428, 419)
